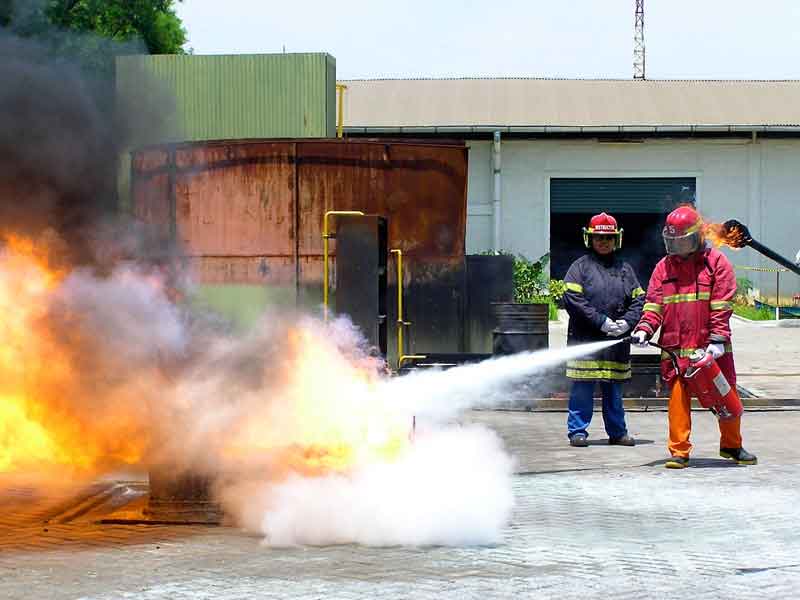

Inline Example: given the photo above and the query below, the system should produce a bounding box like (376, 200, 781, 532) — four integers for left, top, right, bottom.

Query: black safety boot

(720, 447, 758, 465)
(569, 433, 589, 447)
(664, 456, 690, 469)
(609, 435, 635, 446)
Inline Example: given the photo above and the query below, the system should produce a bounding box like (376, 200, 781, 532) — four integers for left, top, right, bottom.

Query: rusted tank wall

(130, 138, 468, 351)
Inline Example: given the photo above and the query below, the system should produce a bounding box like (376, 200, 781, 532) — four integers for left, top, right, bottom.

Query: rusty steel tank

(130, 137, 469, 357)
(130, 138, 469, 517)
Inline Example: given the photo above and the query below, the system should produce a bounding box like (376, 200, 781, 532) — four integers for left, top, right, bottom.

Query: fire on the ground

(0, 236, 409, 481)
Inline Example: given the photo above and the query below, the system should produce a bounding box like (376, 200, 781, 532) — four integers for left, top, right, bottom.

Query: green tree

(46, 0, 187, 54)
(1, 0, 187, 55)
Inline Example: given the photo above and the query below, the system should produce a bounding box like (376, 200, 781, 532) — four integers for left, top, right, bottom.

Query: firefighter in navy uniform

(632, 206, 757, 468)
(563, 213, 645, 447)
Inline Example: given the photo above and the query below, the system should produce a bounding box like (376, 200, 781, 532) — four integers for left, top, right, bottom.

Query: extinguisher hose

(621, 336, 681, 377)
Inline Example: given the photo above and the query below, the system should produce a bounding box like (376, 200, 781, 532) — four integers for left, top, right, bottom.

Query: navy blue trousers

(567, 381, 628, 439)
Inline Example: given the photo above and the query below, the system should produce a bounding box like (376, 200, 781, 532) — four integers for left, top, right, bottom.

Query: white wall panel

(464, 137, 800, 298)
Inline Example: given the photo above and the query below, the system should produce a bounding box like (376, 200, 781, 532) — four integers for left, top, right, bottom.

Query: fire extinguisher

(682, 350, 743, 420)
(627, 339, 743, 420)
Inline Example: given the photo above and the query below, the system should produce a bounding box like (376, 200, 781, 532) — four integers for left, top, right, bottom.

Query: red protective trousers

(668, 378, 743, 458)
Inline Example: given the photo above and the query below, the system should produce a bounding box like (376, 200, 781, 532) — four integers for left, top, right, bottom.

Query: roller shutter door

(551, 178, 696, 214)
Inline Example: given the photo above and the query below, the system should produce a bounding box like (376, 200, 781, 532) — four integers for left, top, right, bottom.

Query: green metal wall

(116, 53, 336, 141)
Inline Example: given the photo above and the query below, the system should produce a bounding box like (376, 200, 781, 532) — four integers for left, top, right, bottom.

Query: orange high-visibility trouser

(668, 378, 743, 458)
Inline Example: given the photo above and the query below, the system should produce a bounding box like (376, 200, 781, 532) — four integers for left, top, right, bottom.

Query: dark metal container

(491, 302, 550, 355)
(336, 215, 388, 356)
(146, 469, 221, 524)
(465, 255, 514, 353)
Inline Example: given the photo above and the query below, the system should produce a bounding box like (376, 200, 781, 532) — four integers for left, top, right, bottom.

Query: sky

(175, 0, 800, 80)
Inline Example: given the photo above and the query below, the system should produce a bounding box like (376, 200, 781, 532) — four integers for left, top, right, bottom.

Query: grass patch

(733, 304, 775, 321)
(549, 302, 559, 321)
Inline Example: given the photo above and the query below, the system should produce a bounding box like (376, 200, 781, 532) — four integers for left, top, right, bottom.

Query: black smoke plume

(0, 25, 174, 265)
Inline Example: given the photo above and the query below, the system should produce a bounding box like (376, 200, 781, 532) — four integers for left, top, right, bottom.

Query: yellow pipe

(336, 84, 348, 138)
(390, 249, 405, 360)
(398, 354, 428, 369)
(390, 248, 426, 369)
(323, 210, 364, 320)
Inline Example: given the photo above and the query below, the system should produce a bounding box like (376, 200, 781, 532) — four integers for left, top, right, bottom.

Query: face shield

(663, 228, 701, 256)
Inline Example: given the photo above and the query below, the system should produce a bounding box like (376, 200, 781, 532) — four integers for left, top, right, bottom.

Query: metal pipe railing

(390, 248, 425, 369)
(736, 265, 789, 320)
(322, 210, 364, 320)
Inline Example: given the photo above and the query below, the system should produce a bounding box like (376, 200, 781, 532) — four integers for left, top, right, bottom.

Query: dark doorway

(550, 178, 696, 287)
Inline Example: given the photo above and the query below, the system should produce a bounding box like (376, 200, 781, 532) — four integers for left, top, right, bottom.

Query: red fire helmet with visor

(583, 212, 623, 250)
(663, 206, 704, 256)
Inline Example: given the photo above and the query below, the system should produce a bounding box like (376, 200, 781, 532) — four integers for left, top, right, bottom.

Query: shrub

(547, 278, 567, 303)
(511, 253, 550, 303)
(479, 251, 561, 319)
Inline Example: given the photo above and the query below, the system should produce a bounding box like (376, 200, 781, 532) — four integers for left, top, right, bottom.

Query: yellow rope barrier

(735, 265, 788, 273)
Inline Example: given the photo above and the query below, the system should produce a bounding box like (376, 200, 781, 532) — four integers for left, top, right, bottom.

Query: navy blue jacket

(563, 253, 645, 381)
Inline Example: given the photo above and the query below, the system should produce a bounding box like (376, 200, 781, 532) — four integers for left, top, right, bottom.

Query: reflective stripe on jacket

(635, 247, 738, 385)
(563, 253, 645, 381)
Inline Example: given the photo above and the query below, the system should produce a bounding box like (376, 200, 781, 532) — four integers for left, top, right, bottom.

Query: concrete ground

(550, 311, 800, 399)
(1, 410, 798, 600)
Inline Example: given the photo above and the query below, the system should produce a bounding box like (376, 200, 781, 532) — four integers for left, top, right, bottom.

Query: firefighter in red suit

(632, 206, 757, 469)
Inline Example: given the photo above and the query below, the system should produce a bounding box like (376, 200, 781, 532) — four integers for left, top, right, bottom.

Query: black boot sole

(719, 451, 757, 465)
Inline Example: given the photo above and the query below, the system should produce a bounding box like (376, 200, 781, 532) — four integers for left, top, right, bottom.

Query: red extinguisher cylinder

(683, 351, 744, 420)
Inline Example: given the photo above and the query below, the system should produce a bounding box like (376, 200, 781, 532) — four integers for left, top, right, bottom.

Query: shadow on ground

(642, 457, 747, 469)
(585, 438, 655, 446)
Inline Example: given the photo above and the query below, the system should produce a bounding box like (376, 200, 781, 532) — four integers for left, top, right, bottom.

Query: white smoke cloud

(208, 328, 620, 548)
(220, 423, 515, 547)
(53, 265, 187, 364)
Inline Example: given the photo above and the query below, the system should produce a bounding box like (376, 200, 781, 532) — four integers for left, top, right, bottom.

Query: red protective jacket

(634, 247, 737, 386)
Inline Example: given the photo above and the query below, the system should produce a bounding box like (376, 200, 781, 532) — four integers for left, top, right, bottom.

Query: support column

(492, 131, 502, 253)
(747, 132, 765, 294)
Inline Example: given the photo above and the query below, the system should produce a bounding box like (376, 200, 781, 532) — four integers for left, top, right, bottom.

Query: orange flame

(703, 221, 749, 249)
(0, 236, 148, 475)
(222, 325, 409, 478)
(0, 235, 409, 480)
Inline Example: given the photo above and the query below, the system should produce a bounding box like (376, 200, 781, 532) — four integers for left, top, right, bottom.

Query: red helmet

(583, 212, 623, 249)
(663, 206, 704, 255)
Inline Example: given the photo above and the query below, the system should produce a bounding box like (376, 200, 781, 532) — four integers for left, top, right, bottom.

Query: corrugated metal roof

(339, 78, 800, 131)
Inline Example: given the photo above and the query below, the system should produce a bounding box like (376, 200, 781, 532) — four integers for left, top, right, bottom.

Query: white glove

(706, 343, 725, 359)
(632, 330, 649, 347)
(600, 317, 619, 336)
(614, 319, 631, 336)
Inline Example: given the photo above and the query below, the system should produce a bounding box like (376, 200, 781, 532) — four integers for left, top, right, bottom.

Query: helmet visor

(663, 229, 700, 255)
